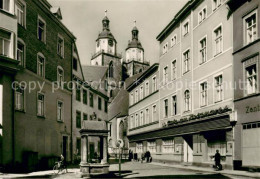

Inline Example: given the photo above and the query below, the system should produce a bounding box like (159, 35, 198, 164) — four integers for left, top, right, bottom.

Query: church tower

(124, 21, 149, 77)
(91, 10, 121, 66)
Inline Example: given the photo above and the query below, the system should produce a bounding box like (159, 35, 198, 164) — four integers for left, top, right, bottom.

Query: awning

(128, 115, 231, 142)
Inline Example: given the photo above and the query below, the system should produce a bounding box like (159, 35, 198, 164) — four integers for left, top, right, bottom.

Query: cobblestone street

(9, 162, 257, 179)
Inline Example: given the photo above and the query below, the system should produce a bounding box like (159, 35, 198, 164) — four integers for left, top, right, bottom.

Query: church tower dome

(125, 21, 144, 63)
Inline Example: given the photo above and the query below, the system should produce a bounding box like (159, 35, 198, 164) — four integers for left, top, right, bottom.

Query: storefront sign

(246, 104, 260, 113)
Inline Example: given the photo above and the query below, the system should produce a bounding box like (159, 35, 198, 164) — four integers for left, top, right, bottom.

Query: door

(242, 124, 260, 166)
(183, 136, 193, 163)
(62, 136, 68, 162)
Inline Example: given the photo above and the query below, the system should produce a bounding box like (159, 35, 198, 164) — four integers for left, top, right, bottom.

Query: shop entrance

(183, 135, 193, 163)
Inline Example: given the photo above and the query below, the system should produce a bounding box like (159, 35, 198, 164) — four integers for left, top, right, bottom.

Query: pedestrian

(214, 150, 222, 170)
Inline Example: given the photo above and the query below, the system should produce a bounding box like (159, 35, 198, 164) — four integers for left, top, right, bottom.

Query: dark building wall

(0, 74, 15, 166)
(18, 0, 73, 84)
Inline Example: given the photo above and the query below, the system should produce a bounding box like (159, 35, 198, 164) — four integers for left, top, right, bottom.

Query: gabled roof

(50, 7, 62, 20)
(82, 65, 108, 83)
(108, 72, 145, 121)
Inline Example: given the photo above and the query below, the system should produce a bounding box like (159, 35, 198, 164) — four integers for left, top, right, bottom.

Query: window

(98, 97, 102, 110)
(57, 66, 64, 84)
(171, 35, 177, 47)
(76, 111, 81, 128)
(89, 92, 94, 107)
(0, 29, 11, 57)
(145, 82, 149, 96)
(83, 113, 88, 120)
(145, 108, 149, 124)
(246, 64, 257, 95)
(37, 54, 45, 78)
(130, 93, 134, 105)
(135, 89, 138, 103)
(76, 84, 81, 101)
(140, 86, 143, 100)
(213, 0, 221, 11)
(135, 113, 139, 127)
(152, 105, 156, 122)
(214, 75, 223, 102)
(184, 90, 191, 112)
(104, 100, 108, 113)
(0, 0, 10, 12)
(183, 50, 190, 73)
(162, 43, 168, 54)
(76, 138, 81, 155)
(164, 99, 168, 118)
(171, 60, 176, 80)
(140, 111, 144, 126)
(37, 16, 46, 42)
(57, 35, 64, 57)
(199, 38, 207, 64)
(162, 139, 174, 153)
(244, 11, 257, 45)
(172, 95, 177, 115)
(152, 76, 157, 92)
(163, 66, 168, 84)
(73, 58, 78, 71)
(136, 142, 143, 153)
(15, 84, 24, 111)
(214, 26, 222, 56)
(37, 93, 44, 116)
(198, 7, 206, 23)
(109, 62, 114, 77)
(57, 101, 63, 121)
(200, 82, 207, 107)
(83, 89, 87, 104)
(148, 141, 156, 153)
(17, 41, 25, 66)
(130, 116, 134, 129)
(16, 0, 26, 27)
(183, 21, 189, 36)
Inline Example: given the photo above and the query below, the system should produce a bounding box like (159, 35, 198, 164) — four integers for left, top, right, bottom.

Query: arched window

(184, 90, 191, 111)
(109, 62, 114, 78)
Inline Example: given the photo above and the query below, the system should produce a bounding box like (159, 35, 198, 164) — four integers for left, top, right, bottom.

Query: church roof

(82, 65, 108, 83)
(126, 39, 143, 50)
(97, 30, 116, 41)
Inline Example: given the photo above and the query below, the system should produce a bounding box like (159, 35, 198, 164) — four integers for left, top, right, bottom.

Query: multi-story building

(227, 0, 260, 169)
(72, 46, 108, 163)
(13, 0, 76, 171)
(127, 63, 159, 159)
(0, 0, 20, 169)
(127, 0, 236, 169)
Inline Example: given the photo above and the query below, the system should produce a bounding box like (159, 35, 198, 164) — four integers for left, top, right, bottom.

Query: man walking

(214, 150, 222, 170)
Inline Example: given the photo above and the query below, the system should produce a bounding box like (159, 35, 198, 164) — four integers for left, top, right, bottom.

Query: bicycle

(53, 161, 67, 174)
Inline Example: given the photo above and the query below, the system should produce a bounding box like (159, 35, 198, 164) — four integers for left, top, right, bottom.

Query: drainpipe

(12, 76, 15, 167)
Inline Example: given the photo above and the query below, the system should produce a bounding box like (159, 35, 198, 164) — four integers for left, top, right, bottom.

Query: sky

(48, 0, 188, 65)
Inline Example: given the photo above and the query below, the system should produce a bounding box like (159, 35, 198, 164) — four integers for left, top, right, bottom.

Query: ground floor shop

(128, 114, 234, 169)
(234, 95, 260, 168)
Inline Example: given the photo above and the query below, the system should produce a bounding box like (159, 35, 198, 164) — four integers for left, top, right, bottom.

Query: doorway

(183, 135, 193, 163)
(62, 136, 68, 162)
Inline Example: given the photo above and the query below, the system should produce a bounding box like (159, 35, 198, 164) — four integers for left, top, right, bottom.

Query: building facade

(0, 0, 20, 169)
(127, 0, 236, 169)
(72, 46, 108, 163)
(13, 0, 75, 171)
(227, 0, 260, 168)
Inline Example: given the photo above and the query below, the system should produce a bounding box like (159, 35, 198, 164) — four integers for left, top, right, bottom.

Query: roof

(50, 7, 62, 20)
(156, 0, 198, 42)
(82, 65, 108, 83)
(98, 30, 116, 41)
(127, 63, 159, 91)
(108, 72, 145, 121)
(126, 39, 143, 50)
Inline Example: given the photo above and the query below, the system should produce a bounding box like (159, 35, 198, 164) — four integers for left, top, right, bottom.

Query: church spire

(132, 20, 139, 40)
(102, 10, 110, 31)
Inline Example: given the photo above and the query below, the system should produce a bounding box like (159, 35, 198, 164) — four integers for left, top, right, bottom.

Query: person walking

(214, 150, 222, 170)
